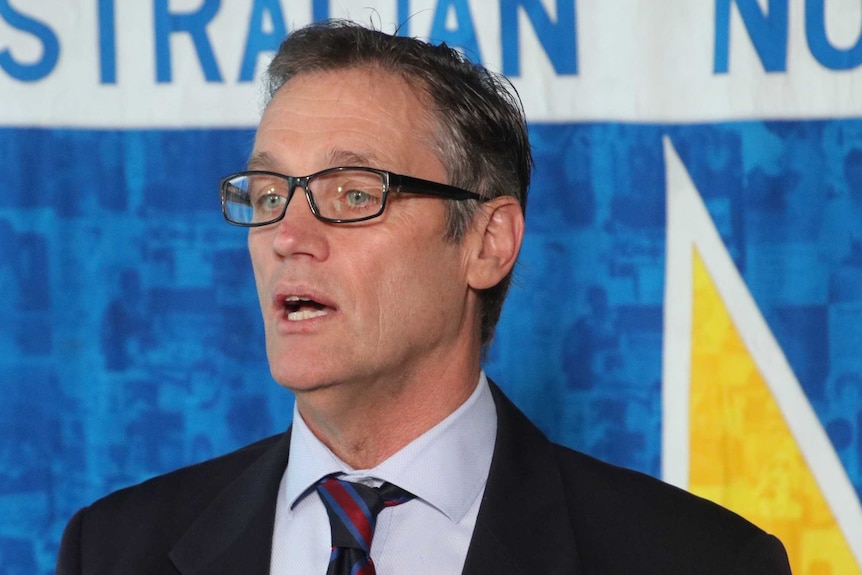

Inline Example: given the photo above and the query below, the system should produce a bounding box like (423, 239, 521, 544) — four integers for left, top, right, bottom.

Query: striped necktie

(315, 476, 415, 575)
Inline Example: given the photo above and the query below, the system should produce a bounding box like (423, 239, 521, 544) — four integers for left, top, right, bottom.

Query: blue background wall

(2, 120, 861, 572)
(4, 0, 862, 571)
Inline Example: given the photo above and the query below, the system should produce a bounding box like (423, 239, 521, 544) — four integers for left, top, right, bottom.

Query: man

(57, 20, 792, 575)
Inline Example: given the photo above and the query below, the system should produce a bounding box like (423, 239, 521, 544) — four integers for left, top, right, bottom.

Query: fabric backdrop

(1, 1, 861, 573)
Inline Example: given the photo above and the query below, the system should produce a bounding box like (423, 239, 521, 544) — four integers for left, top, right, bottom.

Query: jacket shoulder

(57, 432, 287, 574)
(550, 443, 791, 574)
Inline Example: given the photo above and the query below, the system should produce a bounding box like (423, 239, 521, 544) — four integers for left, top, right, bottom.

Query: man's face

(248, 67, 478, 400)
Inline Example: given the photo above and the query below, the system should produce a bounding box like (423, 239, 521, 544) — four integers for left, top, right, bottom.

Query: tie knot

(316, 476, 414, 552)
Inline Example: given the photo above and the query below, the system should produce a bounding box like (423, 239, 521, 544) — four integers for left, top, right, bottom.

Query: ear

(466, 196, 525, 290)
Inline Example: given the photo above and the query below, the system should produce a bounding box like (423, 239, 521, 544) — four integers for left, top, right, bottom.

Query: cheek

(342, 244, 418, 332)
(381, 244, 464, 321)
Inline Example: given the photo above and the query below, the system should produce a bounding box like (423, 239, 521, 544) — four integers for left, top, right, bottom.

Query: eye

(256, 192, 287, 212)
(344, 189, 376, 208)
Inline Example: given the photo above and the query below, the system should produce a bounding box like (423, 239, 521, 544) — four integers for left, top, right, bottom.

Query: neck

(295, 360, 482, 469)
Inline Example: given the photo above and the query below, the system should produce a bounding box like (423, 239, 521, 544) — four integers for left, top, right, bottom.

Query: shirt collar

(283, 372, 497, 523)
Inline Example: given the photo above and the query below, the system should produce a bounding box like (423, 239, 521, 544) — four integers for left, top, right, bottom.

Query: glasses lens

(223, 174, 290, 225)
(309, 169, 385, 221)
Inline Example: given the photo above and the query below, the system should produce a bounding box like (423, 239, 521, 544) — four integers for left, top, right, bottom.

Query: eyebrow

(246, 151, 276, 171)
(245, 148, 383, 175)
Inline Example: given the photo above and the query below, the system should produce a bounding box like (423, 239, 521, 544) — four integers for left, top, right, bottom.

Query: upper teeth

(285, 296, 310, 302)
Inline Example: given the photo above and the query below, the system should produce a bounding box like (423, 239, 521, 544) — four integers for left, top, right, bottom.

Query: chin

(269, 364, 337, 394)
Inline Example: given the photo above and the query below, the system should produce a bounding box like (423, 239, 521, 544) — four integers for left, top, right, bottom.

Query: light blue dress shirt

(269, 373, 497, 575)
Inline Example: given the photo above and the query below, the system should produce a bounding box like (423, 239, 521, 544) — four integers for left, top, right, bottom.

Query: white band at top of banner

(2, 0, 862, 127)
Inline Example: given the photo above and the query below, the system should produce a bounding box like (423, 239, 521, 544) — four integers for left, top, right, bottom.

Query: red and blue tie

(316, 476, 414, 575)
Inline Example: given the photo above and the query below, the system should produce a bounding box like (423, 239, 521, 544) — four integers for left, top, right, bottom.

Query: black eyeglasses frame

(220, 166, 486, 227)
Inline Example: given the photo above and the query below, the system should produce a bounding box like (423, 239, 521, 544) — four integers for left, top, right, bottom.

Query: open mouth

(283, 295, 332, 321)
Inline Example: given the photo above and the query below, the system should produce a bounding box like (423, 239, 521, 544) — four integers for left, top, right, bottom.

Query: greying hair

(264, 19, 532, 347)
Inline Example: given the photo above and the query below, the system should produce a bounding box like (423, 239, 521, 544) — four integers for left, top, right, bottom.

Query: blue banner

(3, 1, 862, 572)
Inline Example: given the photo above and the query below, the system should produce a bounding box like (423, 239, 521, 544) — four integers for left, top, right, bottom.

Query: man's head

(239, 20, 528, 404)
(263, 20, 532, 347)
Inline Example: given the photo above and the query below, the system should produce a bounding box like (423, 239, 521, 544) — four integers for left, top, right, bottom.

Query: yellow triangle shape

(689, 249, 860, 575)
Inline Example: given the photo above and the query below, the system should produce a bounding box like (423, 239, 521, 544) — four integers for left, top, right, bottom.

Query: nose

(270, 185, 329, 260)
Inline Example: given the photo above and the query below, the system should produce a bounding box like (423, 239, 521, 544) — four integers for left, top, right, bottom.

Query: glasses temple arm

(390, 174, 484, 201)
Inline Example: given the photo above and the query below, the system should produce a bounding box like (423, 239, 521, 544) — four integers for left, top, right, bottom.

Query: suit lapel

(169, 428, 293, 575)
(462, 382, 583, 575)
(165, 382, 583, 575)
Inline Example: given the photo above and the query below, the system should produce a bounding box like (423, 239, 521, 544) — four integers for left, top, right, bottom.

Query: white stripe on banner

(2, 0, 862, 127)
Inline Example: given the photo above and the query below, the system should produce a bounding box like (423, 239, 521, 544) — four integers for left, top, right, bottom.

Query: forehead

(252, 67, 441, 175)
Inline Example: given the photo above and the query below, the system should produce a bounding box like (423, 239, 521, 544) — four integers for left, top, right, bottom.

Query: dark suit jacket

(57, 382, 791, 574)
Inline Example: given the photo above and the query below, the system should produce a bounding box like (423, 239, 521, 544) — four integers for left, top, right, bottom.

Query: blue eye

(256, 193, 287, 213)
(345, 189, 376, 208)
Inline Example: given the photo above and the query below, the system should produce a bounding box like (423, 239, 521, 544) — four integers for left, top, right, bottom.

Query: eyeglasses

(220, 166, 485, 227)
